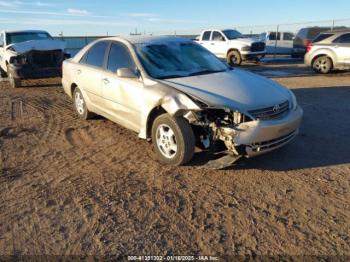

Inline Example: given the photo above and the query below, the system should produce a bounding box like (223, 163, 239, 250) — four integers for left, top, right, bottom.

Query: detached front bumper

(232, 106, 303, 157)
(8, 64, 62, 80)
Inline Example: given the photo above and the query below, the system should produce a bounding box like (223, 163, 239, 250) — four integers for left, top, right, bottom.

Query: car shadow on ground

(193, 85, 350, 171)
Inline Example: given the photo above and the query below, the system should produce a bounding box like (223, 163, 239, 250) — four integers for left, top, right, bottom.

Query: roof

(2, 29, 49, 34)
(323, 28, 350, 34)
(97, 35, 193, 45)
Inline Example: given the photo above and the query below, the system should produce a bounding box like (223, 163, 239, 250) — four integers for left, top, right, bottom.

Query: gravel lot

(0, 62, 349, 259)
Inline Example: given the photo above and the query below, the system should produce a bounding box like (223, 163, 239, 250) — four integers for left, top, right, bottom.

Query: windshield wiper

(157, 74, 187, 80)
(188, 69, 226, 76)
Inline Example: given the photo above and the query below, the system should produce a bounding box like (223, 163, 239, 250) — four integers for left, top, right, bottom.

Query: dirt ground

(0, 63, 349, 259)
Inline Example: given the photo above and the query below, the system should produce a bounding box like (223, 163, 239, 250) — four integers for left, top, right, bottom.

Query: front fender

(139, 82, 201, 139)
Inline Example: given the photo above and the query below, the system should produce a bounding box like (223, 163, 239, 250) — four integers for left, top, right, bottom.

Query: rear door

(76, 41, 108, 105)
(333, 33, 350, 64)
(101, 42, 143, 131)
(266, 32, 281, 54)
(199, 31, 213, 53)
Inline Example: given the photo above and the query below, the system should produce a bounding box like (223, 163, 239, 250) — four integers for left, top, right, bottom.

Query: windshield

(222, 29, 243, 40)
(6, 32, 52, 45)
(134, 41, 228, 79)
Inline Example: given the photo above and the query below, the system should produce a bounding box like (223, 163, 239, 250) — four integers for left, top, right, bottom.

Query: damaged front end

(8, 49, 67, 79)
(185, 107, 250, 155)
(184, 102, 303, 168)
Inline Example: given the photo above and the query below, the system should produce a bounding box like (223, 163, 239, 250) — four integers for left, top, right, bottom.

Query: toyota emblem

(273, 104, 280, 112)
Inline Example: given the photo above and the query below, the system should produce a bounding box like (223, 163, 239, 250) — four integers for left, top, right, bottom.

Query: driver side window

(107, 42, 136, 73)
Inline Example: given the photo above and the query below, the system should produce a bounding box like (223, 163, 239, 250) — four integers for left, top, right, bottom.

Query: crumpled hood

(7, 39, 66, 54)
(158, 69, 292, 112)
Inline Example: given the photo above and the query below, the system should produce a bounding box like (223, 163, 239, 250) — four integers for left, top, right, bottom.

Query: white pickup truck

(196, 29, 266, 65)
(0, 30, 67, 88)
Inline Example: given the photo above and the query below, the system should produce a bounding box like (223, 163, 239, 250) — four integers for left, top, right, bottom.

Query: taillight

(303, 39, 311, 47)
(306, 43, 313, 53)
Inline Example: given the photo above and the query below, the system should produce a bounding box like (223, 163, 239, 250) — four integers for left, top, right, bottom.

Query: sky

(0, 0, 349, 36)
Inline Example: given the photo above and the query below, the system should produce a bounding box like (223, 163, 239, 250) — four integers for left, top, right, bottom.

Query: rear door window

(269, 32, 281, 40)
(202, 31, 211, 41)
(312, 33, 334, 43)
(333, 33, 350, 43)
(81, 41, 108, 68)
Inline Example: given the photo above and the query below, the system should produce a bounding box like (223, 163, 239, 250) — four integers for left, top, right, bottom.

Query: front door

(101, 42, 143, 132)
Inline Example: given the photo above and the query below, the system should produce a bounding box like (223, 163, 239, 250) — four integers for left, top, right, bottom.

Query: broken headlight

(9, 55, 27, 65)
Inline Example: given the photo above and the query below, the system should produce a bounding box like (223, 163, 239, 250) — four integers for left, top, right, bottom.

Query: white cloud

(124, 13, 158, 18)
(67, 8, 90, 16)
(0, 1, 55, 7)
(0, 9, 110, 18)
(0, 1, 16, 7)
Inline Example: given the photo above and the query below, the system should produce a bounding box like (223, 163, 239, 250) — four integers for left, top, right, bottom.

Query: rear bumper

(8, 64, 62, 79)
(234, 106, 303, 157)
(304, 53, 313, 66)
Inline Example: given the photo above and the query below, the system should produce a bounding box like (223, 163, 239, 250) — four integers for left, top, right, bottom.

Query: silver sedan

(62, 36, 303, 166)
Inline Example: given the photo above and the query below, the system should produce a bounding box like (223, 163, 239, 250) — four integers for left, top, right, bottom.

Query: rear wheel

(151, 114, 195, 166)
(73, 88, 94, 120)
(312, 56, 332, 74)
(227, 50, 242, 66)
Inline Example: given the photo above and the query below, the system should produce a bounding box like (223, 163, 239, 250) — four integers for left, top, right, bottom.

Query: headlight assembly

(241, 46, 251, 51)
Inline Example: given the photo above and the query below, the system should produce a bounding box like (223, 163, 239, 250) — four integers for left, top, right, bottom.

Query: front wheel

(312, 56, 332, 74)
(227, 50, 242, 66)
(152, 114, 195, 166)
(73, 88, 94, 120)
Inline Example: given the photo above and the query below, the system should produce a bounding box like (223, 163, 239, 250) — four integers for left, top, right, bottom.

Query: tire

(0, 67, 7, 78)
(151, 114, 195, 166)
(227, 50, 242, 66)
(73, 88, 94, 120)
(312, 56, 332, 74)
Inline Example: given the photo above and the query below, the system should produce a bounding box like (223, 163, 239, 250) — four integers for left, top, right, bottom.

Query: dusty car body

(0, 30, 67, 88)
(304, 29, 350, 74)
(62, 36, 303, 166)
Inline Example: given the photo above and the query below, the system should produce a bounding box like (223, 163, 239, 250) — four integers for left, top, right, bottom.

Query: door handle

(103, 78, 110, 85)
(77, 69, 82, 74)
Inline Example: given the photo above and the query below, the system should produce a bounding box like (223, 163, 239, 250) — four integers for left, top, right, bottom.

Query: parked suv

(292, 26, 346, 58)
(62, 36, 302, 166)
(196, 29, 266, 65)
(304, 30, 350, 73)
(0, 30, 67, 88)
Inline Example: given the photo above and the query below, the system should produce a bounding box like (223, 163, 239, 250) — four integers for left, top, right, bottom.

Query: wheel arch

(226, 48, 240, 57)
(146, 105, 167, 139)
(70, 83, 78, 97)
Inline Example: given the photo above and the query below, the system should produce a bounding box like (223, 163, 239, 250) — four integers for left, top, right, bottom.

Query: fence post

(274, 24, 279, 59)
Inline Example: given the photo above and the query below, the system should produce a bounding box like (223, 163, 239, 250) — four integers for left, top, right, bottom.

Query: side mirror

(117, 68, 138, 78)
